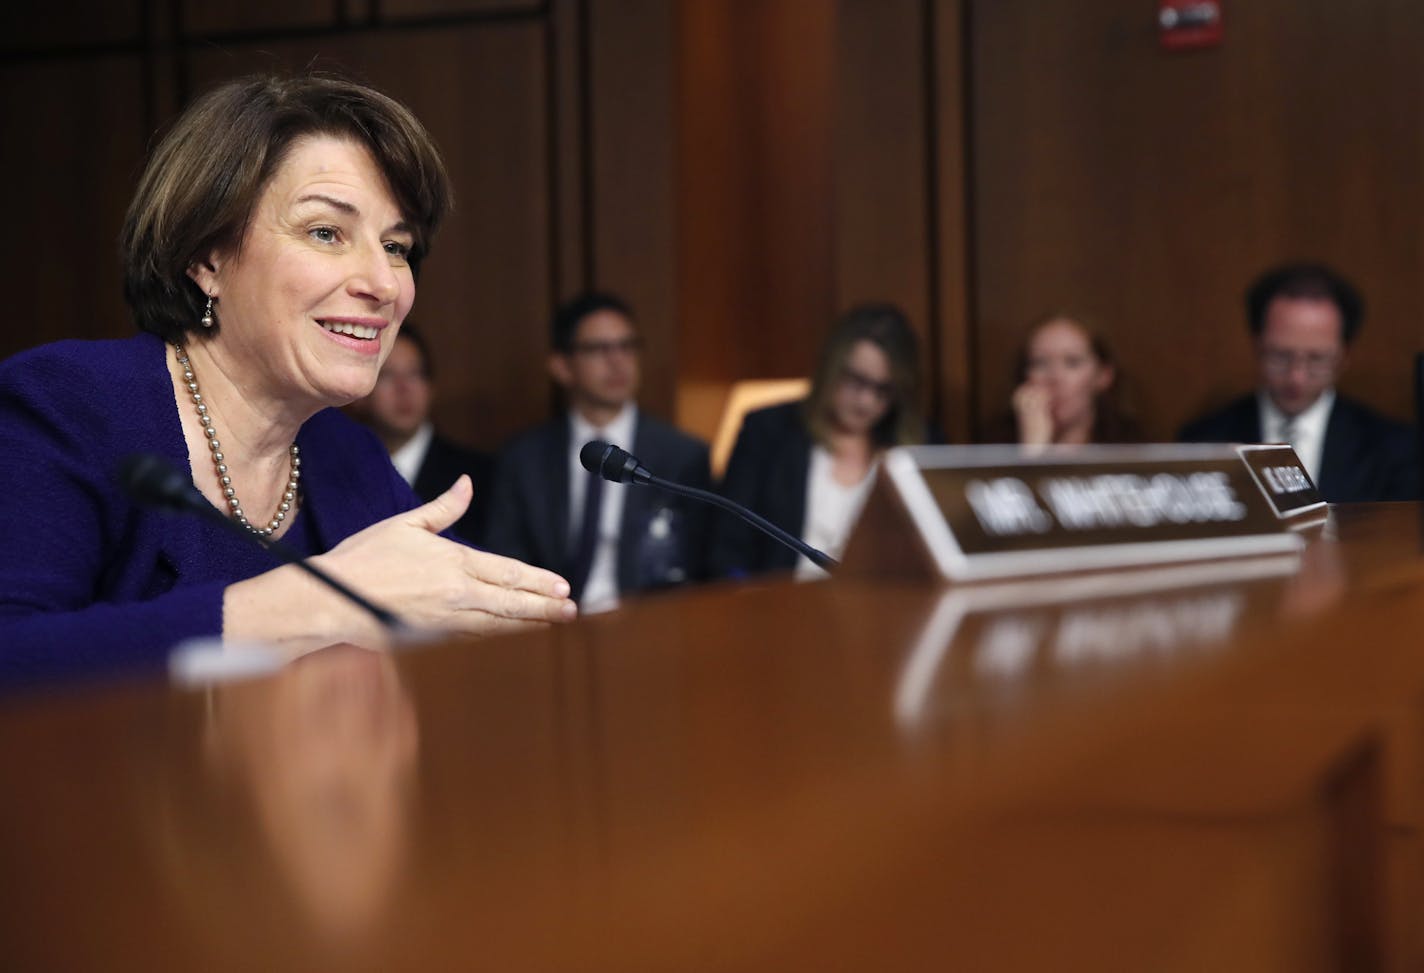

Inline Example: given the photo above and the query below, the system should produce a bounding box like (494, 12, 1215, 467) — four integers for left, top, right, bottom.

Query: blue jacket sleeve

(0, 346, 225, 683)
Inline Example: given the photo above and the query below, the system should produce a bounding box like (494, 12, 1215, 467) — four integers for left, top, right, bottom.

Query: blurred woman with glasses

(709, 303, 927, 580)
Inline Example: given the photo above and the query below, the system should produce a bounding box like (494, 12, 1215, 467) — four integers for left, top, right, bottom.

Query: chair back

(711, 378, 810, 478)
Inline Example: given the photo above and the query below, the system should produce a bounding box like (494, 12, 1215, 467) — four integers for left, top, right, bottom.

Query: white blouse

(796, 446, 877, 580)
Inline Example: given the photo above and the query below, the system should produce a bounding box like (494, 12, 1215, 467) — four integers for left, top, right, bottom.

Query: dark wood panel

(180, 0, 338, 35)
(832, 0, 930, 346)
(0, 1, 142, 53)
(972, 0, 1424, 442)
(548, 0, 587, 302)
(930, 0, 972, 442)
(675, 0, 747, 387)
(676, 0, 837, 386)
(0, 57, 148, 360)
(183, 27, 554, 450)
(380, 0, 542, 18)
(586, 0, 678, 420)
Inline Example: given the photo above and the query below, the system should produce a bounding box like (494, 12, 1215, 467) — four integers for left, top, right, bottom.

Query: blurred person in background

(988, 312, 1143, 447)
(483, 292, 711, 613)
(1179, 262, 1416, 502)
(709, 303, 928, 581)
(353, 323, 490, 543)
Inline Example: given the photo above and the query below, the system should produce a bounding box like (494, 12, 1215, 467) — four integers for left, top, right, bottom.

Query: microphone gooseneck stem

(645, 474, 839, 571)
(186, 500, 407, 631)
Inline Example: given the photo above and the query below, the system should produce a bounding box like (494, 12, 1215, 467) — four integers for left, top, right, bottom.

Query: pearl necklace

(174, 343, 300, 536)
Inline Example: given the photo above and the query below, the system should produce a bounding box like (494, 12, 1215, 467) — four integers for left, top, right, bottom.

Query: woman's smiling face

(190, 135, 417, 408)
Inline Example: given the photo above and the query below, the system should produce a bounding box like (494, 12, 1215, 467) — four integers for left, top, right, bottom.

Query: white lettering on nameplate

(965, 472, 1249, 537)
(1261, 465, 1311, 494)
(965, 478, 1052, 536)
(1041, 473, 1247, 529)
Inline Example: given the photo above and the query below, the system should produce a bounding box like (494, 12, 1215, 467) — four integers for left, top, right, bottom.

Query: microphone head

(579, 440, 618, 478)
(578, 440, 646, 484)
(118, 452, 204, 513)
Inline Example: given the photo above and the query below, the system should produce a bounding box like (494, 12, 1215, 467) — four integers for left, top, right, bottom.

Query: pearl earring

(200, 295, 216, 329)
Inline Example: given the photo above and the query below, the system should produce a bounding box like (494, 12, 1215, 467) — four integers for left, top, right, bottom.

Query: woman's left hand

(223, 476, 576, 650)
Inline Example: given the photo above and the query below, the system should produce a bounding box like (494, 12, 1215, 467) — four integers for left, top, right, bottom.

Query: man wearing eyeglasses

(482, 292, 711, 612)
(1179, 262, 1417, 502)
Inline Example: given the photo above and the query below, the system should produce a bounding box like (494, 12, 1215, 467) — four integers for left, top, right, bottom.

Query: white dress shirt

(389, 421, 434, 487)
(568, 403, 638, 613)
(795, 446, 877, 581)
(1259, 388, 1333, 486)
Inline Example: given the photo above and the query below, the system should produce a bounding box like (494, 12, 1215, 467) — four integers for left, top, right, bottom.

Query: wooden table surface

(3, 504, 1424, 971)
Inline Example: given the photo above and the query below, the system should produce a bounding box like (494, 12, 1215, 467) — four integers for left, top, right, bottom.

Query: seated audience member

(353, 323, 491, 543)
(989, 313, 1143, 447)
(709, 303, 927, 581)
(0, 73, 573, 678)
(482, 293, 711, 613)
(1179, 262, 1417, 502)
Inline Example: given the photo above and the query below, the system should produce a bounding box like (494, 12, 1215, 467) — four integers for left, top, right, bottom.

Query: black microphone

(118, 453, 406, 631)
(578, 440, 838, 572)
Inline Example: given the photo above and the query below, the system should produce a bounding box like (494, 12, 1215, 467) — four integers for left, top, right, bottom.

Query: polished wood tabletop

(4, 504, 1424, 970)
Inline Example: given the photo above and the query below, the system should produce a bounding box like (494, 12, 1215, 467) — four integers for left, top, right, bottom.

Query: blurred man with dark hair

(1179, 262, 1416, 501)
(355, 324, 491, 543)
(483, 292, 711, 612)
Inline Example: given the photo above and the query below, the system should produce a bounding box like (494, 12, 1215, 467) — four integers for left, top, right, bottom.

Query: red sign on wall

(1158, 1, 1223, 51)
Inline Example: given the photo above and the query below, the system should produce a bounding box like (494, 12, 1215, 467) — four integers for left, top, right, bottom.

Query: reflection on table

(1, 505, 1422, 969)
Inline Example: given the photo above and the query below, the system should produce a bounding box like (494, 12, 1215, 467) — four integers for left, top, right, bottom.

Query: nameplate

(1235, 444, 1326, 519)
(861, 444, 1302, 582)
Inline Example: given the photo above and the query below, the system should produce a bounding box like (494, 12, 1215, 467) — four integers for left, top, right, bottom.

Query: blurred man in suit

(356, 324, 492, 543)
(483, 292, 711, 612)
(1179, 262, 1417, 502)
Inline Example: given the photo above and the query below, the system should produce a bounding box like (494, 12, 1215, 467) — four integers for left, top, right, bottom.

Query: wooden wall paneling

(674, 0, 748, 439)
(971, 0, 1424, 443)
(548, 0, 588, 303)
(0, 1, 142, 53)
(675, 0, 748, 390)
(928, 0, 971, 443)
(586, 0, 678, 420)
(179, 0, 339, 37)
(675, 0, 838, 444)
(831, 0, 932, 417)
(0, 57, 149, 361)
(1246, 0, 1424, 426)
(380, 0, 543, 20)
(747, 2, 837, 381)
(183, 24, 553, 450)
(831, 0, 929, 340)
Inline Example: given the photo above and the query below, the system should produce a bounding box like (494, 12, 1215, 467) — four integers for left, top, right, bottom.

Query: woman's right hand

(1012, 380, 1054, 447)
(224, 476, 576, 651)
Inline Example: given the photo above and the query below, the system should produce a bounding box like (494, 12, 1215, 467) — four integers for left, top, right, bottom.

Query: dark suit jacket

(411, 433, 493, 544)
(481, 413, 712, 594)
(1178, 393, 1419, 502)
(708, 401, 814, 578)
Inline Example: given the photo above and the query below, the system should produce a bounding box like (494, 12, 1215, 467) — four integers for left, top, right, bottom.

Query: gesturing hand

(317, 475, 576, 640)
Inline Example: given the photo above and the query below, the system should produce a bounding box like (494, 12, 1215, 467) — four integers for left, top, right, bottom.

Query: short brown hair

(121, 72, 453, 342)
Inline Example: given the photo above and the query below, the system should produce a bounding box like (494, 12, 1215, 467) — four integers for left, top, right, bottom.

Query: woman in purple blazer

(0, 74, 573, 681)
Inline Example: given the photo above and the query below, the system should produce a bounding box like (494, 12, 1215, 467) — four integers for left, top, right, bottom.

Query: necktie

(1278, 417, 1297, 448)
(568, 471, 604, 603)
